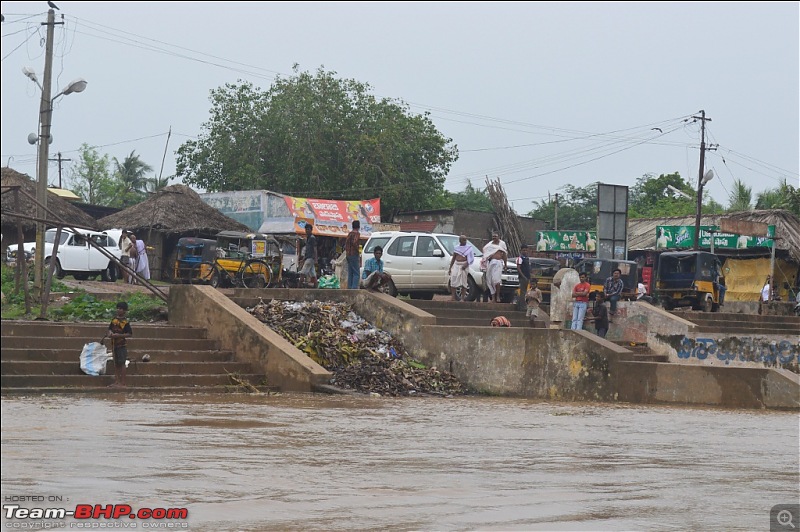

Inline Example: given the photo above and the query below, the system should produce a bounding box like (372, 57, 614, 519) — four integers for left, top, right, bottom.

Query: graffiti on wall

(677, 337, 799, 366)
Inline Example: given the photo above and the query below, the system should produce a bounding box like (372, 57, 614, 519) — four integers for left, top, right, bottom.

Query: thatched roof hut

(97, 184, 252, 281)
(628, 209, 800, 262)
(1, 167, 98, 250)
(97, 184, 251, 236)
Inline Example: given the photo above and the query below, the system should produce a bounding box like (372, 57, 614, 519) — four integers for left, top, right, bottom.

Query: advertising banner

(655, 225, 775, 250)
(534, 231, 598, 252)
(284, 197, 381, 238)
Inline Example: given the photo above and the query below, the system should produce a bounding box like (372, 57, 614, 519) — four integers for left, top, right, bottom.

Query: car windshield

(45, 230, 70, 245)
(364, 237, 391, 254)
(437, 235, 482, 257)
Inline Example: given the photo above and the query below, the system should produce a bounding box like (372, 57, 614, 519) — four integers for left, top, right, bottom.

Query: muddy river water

(1, 393, 798, 531)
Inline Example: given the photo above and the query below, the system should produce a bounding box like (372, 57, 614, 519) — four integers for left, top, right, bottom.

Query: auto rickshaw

(655, 251, 724, 312)
(574, 258, 639, 301)
(172, 237, 217, 283)
(210, 231, 283, 288)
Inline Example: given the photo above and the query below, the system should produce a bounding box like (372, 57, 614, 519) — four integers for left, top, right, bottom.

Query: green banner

(656, 225, 775, 250)
(534, 231, 597, 252)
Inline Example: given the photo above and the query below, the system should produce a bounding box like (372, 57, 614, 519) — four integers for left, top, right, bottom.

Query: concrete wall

(587, 301, 800, 372)
(415, 326, 628, 401)
(615, 362, 800, 409)
(168, 285, 331, 392)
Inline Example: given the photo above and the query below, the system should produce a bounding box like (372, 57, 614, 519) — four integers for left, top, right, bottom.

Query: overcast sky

(2, 1, 798, 215)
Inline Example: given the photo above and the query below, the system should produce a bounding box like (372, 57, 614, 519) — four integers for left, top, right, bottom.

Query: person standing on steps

(482, 232, 508, 303)
(589, 292, 610, 338)
(603, 268, 624, 317)
(515, 244, 531, 311)
(119, 230, 133, 284)
(299, 223, 318, 288)
(448, 234, 474, 301)
(107, 301, 132, 388)
(345, 220, 361, 289)
(571, 272, 591, 330)
(525, 278, 543, 327)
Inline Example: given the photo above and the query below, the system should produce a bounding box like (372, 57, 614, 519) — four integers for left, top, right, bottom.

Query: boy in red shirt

(571, 273, 591, 330)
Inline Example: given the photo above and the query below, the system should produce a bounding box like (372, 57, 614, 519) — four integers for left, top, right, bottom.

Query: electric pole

(33, 8, 57, 300)
(554, 193, 559, 231)
(48, 152, 71, 188)
(692, 110, 713, 250)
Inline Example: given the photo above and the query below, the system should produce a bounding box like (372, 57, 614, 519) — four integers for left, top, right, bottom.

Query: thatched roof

(97, 184, 251, 236)
(629, 209, 800, 261)
(1, 167, 98, 230)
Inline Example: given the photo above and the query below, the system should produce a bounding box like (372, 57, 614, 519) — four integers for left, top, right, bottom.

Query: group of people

(298, 220, 392, 291)
(570, 268, 626, 338)
(118, 230, 150, 284)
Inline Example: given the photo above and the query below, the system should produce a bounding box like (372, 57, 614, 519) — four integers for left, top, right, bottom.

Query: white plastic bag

(80, 342, 110, 376)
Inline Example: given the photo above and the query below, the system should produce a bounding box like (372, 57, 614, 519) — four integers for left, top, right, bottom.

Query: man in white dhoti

(482, 232, 508, 303)
(448, 235, 474, 301)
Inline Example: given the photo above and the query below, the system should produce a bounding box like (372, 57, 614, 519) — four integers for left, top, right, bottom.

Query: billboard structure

(597, 184, 629, 260)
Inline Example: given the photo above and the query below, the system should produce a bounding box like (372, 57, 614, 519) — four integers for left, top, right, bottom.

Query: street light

(25, 52, 87, 305)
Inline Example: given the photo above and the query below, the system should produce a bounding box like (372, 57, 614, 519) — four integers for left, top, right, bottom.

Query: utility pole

(48, 152, 71, 188)
(693, 110, 712, 250)
(554, 193, 559, 231)
(33, 9, 57, 301)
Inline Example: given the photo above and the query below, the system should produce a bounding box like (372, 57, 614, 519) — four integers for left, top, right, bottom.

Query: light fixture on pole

(694, 168, 714, 250)
(25, 7, 87, 307)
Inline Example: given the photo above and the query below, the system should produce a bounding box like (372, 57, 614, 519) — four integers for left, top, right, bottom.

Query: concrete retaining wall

(168, 285, 331, 392)
(592, 301, 800, 372)
(615, 362, 800, 409)
(415, 327, 629, 401)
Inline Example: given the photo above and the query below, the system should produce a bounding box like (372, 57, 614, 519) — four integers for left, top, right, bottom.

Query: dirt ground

(58, 279, 170, 296)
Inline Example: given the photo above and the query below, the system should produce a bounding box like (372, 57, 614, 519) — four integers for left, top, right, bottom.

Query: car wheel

(702, 297, 713, 313)
(463, 276, 479, 302)
(380, 279, 398, 297)
(662, 300, 675, 311)
(45, 257, 65, 279)
(499, 291, 515, 304)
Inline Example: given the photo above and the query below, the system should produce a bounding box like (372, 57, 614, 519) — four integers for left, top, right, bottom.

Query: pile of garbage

(247, 299, 466, 397)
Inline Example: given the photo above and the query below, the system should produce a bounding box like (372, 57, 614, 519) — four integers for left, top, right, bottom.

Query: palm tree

(756, 179, 800, 216)
(727, 179, 752, 212)
(112, 151, 153, 206)
(146, 174, 173, 194)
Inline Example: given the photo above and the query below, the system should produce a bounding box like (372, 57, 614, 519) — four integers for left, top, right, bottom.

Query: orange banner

(284, 196, 380, 237)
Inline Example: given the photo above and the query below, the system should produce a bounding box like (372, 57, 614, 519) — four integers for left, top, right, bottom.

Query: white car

(24, 228, 123, 282)
(361, 231, 490, 301)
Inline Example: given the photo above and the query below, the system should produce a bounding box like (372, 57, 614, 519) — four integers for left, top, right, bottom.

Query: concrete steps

(0, 320, 269, 394)
(612, 342, 669, 363)
(671, 311, 800, 336)
(406, 299, 548, 328)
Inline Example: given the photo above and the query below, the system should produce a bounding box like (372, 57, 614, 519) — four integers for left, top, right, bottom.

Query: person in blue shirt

(603, 268, 624, 315)
(361, 246, 392, 291)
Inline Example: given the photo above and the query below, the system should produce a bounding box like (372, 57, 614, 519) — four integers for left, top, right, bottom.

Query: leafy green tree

(527, 183, 597, 230)
(68, 144, 114, 205)
(176, 67, 458, 220)
(727, 179, 752, 212)
(111, 151, 153, 207)
(629, 172, 695, 218)
(446, 180, 493, 212)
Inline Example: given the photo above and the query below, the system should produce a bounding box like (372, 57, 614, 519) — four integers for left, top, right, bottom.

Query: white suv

(23, 228, 123, 282)
(361, 231, 488, 300)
